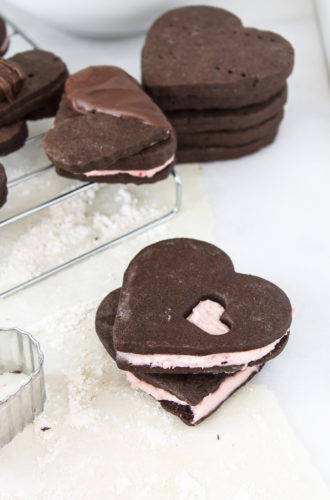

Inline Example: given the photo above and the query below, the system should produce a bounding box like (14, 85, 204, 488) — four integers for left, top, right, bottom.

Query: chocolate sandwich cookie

(0, 18, 9, 56)
(0, 162, 7, 207)
(44, 66, 176, 184)
(0, 50, 68, 126)
(0, 121, 28, 156)
(177, 110, 283, 148)
(176, 132, 277, 163)
(142, 6, 294, 110)
(96, 289, 263, 425)
(166, 86, 287, 134)
(113, 238, 292, 374)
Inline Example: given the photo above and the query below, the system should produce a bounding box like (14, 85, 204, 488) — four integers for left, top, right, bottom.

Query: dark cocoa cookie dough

(0, 162, 7, 207)
(176, 132, 277, 164)
(0, 18, 9, 56)
(177, 110, 283, 148)
(142, 6, 294, 109)
(0, 120, 28, 156)
(113, 238, 292, 374)
(166, 86, 287, 133)
(0, 50, 68, 126)
(44, 66, 176, 184)
(26, 87, 64, 120)
(95, 288, 263, 425)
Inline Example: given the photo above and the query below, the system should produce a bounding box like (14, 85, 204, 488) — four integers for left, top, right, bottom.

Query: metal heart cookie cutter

(0, 327, 46, 447)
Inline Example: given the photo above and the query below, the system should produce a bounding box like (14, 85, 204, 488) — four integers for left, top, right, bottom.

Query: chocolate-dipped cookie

(0, 50, 68, 126)
(113, 239, 292, 374)
(44, 66, 176, 184)
(96, 289, 263, 425)
(0, 18, 9, 56)
(0, 162, 7, 207)
(142, 6, 294, 110)
(0, 121, 28, 156)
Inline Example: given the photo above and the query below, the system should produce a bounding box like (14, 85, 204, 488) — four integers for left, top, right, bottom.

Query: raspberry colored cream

(126, 372, 187, 405)
(126, 365, 260, 424)
(82, 154, 174, 178)
(187, 299, 230, 335)
(116, 332, 287, 370)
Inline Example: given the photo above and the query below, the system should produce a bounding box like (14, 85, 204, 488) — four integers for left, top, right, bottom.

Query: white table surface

(1, 0, 330, 488)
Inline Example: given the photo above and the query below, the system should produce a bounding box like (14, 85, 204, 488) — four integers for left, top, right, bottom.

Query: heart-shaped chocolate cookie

(113, 239, 292, 374)
(142, 6, 294, 109)
(44, 66, 176, 185)
(96, 288, 263, 425)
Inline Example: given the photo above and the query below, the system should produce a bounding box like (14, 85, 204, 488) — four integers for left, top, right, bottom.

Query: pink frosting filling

(126, 372, 187, 405)
(81, 154, 174, 178)
(187, 299, 230, 335)
(117, 331, 287, 370)
(126, 365, 260, 424)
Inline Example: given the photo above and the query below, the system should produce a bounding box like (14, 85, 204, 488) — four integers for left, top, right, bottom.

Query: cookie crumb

(217, 434, 220, 440)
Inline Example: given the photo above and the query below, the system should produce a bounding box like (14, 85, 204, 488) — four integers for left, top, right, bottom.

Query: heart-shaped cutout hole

(186, 299, 230, 335)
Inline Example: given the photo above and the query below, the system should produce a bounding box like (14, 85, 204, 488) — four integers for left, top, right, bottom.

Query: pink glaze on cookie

(116, 332, 288, 370)
(79, 154, 174, 179)
(126, 365, 260, 424)
(187, 299, 230, 335)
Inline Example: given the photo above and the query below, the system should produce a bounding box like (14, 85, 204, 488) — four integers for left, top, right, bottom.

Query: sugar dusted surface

(0, 302, 328, 499)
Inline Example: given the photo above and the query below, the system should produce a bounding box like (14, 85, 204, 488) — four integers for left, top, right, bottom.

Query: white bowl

(4, 0, 196, 37)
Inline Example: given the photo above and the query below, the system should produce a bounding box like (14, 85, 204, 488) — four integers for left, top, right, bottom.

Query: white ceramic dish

(3, 0, 197, 37)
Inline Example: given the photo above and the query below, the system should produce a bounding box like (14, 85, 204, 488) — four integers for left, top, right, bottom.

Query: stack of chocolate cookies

(0, 49, 68, 157)
(142, 6, 294, 163)
(96, 238, 292, 425)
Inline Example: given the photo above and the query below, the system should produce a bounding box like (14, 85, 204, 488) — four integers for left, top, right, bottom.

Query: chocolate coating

(65, 66, 171, 129)
(0, 59, 27, 103)
(142, 6, 294, 109)
(113, 238, 292, 374)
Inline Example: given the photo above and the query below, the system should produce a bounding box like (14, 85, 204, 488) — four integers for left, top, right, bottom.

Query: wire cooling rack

(0, 18, 182, 299)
